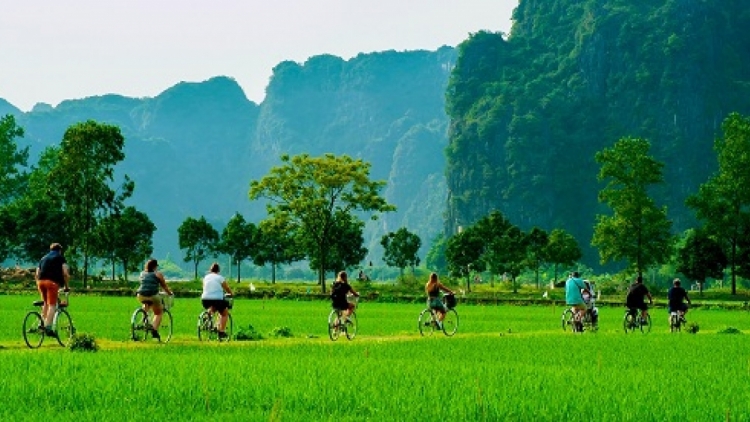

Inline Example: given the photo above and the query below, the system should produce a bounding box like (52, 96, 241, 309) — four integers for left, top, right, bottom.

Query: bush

(717, 326, 743, 334)
(68, 333, 99, 352)
(234, 324, 263, 341)
(269, 326, 293, 338)
(687, 323, 699, 334)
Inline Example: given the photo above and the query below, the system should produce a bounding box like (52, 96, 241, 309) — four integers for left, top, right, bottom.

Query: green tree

(545, 228, 582, 285)
(178, 216, 219, 280)
(0, 114, 29, 261)
(219, 213, 258, 283)
(381, 227, 421, 279)
(253, 218, 304, 284)
(91, 206, 155, 282)
(425, 234, 448, 274)
(686, 113, 750, 295)
(306, 212, 368, 280)
(445, 227, 485, 292)
(485, 226, 528, 294)
(675, 229, 726, 295)
(592, 137, 673, 274)
(249, 153, 394, 293)
(525, 227, 549, 289)
(47, 120, 133, 287)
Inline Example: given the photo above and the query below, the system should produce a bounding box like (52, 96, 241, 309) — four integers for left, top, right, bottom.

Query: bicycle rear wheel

(197, 311, 213, 341)
(131, 308, 151, 341)
(161, 310, 173, 343)
(561, 308, 573, 331)
(54, 309, 75, 347)
(442, 309, 459, 337)
(328, 309, 341, 341)
(670, 314, 680, 332)
(345, 312, 357, 340)
(23, 311, 45, 349)
(623, 312, 636, 334)
(418, 308, 436, 336)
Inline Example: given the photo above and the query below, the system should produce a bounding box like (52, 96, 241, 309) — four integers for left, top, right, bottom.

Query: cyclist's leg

(151, 297, 164, 330)
(39, 281, 58, 327)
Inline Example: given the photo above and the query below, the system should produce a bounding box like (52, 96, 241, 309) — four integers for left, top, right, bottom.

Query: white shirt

(202, 272, 225, 300)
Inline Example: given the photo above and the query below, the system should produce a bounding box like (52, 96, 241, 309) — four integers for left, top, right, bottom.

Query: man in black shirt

(668, 278, 691, 322)
(626, 275, 653, 322)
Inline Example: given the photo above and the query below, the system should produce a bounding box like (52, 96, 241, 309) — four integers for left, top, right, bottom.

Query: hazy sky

(1, 1, 517, 111)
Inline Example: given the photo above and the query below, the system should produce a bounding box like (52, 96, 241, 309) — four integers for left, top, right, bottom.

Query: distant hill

(4, 47, 457, 270)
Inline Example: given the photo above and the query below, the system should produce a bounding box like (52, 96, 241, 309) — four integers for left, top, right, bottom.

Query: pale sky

(1, 1, 517, 111)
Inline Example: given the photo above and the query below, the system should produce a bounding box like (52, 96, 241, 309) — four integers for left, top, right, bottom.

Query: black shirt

(668, 286, 688, 307)
(626, 283, 649, 307)
(38, 250, 67, 286)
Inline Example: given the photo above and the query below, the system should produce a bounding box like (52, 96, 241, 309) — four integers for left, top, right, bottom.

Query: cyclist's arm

(438, 283, 454, 295)
(62, 263, 71, 290)
(156, 271, 173, 295)
(221, 280, 233, 296)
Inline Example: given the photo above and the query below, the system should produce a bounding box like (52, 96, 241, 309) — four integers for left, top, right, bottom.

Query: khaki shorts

(137, 293, 164, 312)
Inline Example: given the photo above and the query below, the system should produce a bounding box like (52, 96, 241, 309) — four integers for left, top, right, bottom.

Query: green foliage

(687, 322, 699, 334)
(268, 326, 293, 338)
(219, 213, 258, 283)
(0, 114, 28, 205)
(675, 229, 726, 288)
(687, 113, 750, 295)
(380, 227, 421, 278)
(425, 233, 448, 274)
(249, 153, 395, 292)
(234, 324, 264, 341)
(592, 137, 673, 273)
(178, 216, 219, 280)
(253, 218, 304, 284)
(68, 332, 99, 352)
(91, 206, 155, 282)
(717, 326, 742, 335)
(545, 228, 582, 284)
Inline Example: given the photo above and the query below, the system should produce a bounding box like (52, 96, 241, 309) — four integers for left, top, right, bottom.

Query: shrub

(269, 326, 293, 338)
(717, 326, 742, 334)
(68, 333, 99, 352)
(687, 323, 699, 334)
(234, 324, 263, 341)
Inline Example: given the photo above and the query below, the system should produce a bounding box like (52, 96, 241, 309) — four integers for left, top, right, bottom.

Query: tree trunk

(236, 260, 241, 283)
(271, 263, 277, 284)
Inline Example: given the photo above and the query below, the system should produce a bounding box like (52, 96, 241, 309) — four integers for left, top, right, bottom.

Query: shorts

(668, 303, 688, 313)
(202, 299, 229, 313)
(137, 293, 164, 312)
(37, 280, 60, 305)
(627, 303, 648, 312)
(567, 303, 587, 313)
(428, 298, 446, 312)
(332, 301, 350, 311)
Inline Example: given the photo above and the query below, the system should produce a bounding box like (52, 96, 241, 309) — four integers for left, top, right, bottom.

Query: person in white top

(201, 262, 233, 340)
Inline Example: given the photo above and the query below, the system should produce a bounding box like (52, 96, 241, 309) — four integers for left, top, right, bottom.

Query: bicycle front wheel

(23, 311, 45, 349)
(224, 313, 233, 342)
(161, 310, 173, 343)
(345, 312, 358, 340)
(418, 308, 435, 336)
(623, 312, 636, 334)
(328, 309, 341, 341)
(131, 308, 150, 341)
(54, 309, 74, 347)
(639, 313, 652, 334)
(442, 309, 459, 337)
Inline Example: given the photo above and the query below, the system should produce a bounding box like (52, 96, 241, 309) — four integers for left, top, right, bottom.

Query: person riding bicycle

(201, 262, 234, 340)
(582, 279, 599, 327)
(425, 272, 454, 326)
(331, 271, 359, 322)
(565, 271, 587, 331)
(667, 278, 691, 323)
(136, 259, 173, 340)
(626, 275, 653, 323)
(35, 243, 70, 337)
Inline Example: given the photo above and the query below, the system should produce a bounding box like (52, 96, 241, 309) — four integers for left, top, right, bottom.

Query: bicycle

(669, 309, 688, 333)
(131, 292, 173, 343)
(561, 306, 597, 332)
(328, 294, 358, 341)
(198, 294, 234, 341)
(623, 308, 652, 333)
(418, 293, 458, 337)
(23, 289, 75, 349)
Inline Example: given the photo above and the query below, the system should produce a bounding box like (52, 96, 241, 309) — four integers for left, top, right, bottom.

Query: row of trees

(0, 116, 155, 286)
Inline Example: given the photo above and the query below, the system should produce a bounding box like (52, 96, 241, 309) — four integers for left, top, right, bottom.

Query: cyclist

(626, 275, 653, 323)
(565, 271, 587, 331)
(667, 278, 691, 323)
(201, 262, 233, 340)
(35, 243, 70, 337)
(331, 271, 359, 322)
(425, 272, 454, 326)
(582, 279, 599, 327)
(136, 259, 173, 340)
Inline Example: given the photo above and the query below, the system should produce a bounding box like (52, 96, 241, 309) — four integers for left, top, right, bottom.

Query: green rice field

(1, 293, 749, 421)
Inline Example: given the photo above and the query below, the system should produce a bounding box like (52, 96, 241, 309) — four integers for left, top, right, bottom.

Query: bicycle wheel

(623, 312, 636, 334)
(639, 313, 652, 334)
(418, 308, 436, 336)
(131, 308, 151, 341)
(161, 310, 173, 343)
(223, 313, 233, 342)
(561, 308, 574, 331)
(197, 311, 211, 341)
(345, 312, 358, 340)
(442, 309, 459, 337)
(670, 314, 679, 332)
(328, 309, 341, 341)
(22, 311, 45, 349)
(53, 309, 74, 347)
